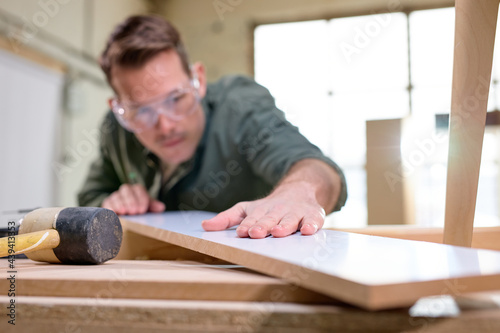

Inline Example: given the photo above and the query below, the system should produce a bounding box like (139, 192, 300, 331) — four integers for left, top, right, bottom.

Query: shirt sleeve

(220, 76, 348, 212)
(77, 113, 125, 207)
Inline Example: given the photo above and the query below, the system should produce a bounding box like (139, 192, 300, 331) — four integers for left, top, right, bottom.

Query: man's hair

(100, 15, 191, 87)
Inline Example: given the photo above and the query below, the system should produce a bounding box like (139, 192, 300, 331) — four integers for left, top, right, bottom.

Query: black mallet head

(19, 207, 123, 264)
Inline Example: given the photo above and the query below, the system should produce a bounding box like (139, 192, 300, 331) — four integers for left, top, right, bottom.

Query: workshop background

(3, 0, 499, 229)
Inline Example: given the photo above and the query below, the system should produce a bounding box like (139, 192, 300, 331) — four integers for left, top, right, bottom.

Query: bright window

(255, 7, 500, 228)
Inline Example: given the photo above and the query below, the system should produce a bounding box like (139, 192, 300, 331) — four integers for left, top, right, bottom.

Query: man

(78, 15, 347, 239)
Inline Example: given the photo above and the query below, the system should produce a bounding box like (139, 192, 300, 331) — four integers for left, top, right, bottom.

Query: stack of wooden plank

(2, 211, 500, 332)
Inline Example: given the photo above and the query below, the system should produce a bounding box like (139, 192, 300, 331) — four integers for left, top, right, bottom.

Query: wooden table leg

(444, 0, 499, 246)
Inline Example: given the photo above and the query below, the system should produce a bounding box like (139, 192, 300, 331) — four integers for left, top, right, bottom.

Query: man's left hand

(201, 182, 326, 238)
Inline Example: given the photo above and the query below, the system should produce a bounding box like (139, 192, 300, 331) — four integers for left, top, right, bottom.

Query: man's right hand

(101, 184, 165, 215)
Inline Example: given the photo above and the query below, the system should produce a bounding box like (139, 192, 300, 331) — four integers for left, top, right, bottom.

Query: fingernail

(248, 225, 262, 235)
(304, 223, 318, 232)
(236, 226, 247, 233)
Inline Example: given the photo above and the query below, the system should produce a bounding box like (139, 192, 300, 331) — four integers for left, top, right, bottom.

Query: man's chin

(158, 149, 195, 165)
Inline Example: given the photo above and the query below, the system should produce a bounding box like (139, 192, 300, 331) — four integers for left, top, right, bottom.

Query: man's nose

(155, 112, 176, 132)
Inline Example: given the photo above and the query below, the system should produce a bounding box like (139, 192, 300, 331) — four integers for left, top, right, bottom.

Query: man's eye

(135, 106, 154, 119)
(170, 93, 186, 104)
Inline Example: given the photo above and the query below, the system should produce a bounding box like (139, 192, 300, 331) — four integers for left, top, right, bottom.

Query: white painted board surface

(123, 211, 500, 310)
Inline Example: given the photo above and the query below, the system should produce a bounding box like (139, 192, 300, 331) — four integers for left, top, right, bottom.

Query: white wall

(159, 0, 454, 81)
(0, 49, 63, 217)
(0, 0, 148, 210)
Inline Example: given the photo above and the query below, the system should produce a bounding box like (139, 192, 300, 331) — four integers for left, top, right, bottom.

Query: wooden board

(455, 291, 500, 310)
(0, 35, 66, 73)
(444, 0, 499, 246)
(116, 225, 231, 264)
(5, 294, 500, 333)
(333, 225, 500, 251)
(0, 259, 334, 303)
(366, 118, 414, 225)
(0, 295, 500, 333)
(122, 211, 500, 310)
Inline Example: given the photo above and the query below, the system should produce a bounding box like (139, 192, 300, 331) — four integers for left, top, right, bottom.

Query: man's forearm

(273, 158, 342, 214)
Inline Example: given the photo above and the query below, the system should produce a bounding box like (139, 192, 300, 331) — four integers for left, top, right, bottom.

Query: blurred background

(1, 0, 499, 229)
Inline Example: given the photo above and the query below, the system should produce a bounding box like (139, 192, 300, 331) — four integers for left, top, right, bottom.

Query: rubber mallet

(0, 207, 122, 264)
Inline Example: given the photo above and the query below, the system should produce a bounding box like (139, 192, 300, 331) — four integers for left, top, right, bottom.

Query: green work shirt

(78, 75, 347, 213)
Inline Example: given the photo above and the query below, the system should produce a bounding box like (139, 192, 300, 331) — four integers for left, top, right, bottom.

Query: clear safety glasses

(111, 78, 201, 133)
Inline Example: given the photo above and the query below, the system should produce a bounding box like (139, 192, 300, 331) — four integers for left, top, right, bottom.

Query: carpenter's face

(111, 50, 207, 165)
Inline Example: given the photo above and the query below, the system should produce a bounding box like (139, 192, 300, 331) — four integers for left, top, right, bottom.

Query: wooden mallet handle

(0, 229, 60, 257)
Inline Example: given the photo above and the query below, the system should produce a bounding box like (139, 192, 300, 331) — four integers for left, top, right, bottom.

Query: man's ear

(107, 98, 115, 110)
(191, 62, 207, 98)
